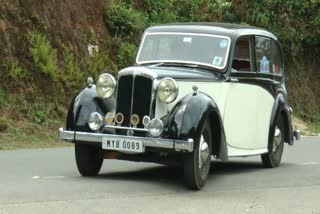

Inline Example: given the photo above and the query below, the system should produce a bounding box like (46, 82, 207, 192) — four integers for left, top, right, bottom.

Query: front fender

(165, 92, 228, 160)
(66, 85, 116, 131)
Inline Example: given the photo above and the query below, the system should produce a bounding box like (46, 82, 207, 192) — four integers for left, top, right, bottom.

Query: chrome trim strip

(226, 76, 280, 84)
(149, 79, 158, 117)
(104, 125, 149, 132)
(119, 67, 158, 79)
(59, 128, 194, 152)
(129, 75, 135, 127)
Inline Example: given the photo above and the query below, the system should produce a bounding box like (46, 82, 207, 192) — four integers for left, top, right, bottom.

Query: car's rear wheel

(261, 115, 285, 168)
(184, 119, 212, 190)
(75, 144, 103, 176)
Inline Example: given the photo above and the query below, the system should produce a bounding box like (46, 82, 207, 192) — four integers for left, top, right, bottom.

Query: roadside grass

(307, 122, 320, 136)
(0, 117, 70, 150)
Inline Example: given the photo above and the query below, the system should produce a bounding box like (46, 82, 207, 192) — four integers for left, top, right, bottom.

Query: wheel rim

(273, 127, 282, 153)
(198, 134, 210, 176)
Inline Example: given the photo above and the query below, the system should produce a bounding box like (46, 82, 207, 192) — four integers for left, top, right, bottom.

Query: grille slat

(116, 75, 153, 136)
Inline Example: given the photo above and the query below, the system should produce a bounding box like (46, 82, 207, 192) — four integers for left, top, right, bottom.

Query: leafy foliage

(63, 44, 82, 89)
(7, 58, 26, 80)
(84, 50, 116, 80)
(0, 88, 6, 109)
(28, 30, 59, 81)
(105, 1, 147, 39)
(116, 41, 137, 69)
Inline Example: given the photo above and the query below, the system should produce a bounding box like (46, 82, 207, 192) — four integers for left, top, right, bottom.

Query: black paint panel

(116, 76, 133, 134)
(68, 85, 115, 132)
(163, 92, 228, 160)
(132, 76, 153, 136)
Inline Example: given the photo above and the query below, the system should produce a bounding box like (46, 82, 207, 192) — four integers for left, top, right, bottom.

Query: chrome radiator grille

(116, 75, 153, 136)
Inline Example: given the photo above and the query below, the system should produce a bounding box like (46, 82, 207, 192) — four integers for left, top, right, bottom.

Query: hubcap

(273, 127, 282, 152)
(198, 135, 210, 170)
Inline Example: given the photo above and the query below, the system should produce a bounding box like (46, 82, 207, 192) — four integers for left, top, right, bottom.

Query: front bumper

(59, 128, 194, 152)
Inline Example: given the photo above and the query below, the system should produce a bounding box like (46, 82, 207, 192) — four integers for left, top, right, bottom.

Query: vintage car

(59, 23, 301, 190)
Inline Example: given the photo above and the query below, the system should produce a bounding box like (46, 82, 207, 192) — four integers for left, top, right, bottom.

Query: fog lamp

(88, 112, 103, 131)
(147, 118, 163, 137)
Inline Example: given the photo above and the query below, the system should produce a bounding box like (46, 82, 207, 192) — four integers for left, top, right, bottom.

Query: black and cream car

(59, 23, 300, 190)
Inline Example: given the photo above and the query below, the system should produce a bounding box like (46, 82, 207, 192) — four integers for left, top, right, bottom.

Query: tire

(261, 115, 285, 168)
(184, 119, 212, 190)
(75, 144, 103, 176)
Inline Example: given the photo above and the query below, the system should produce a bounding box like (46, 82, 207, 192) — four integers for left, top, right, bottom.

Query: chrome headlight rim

(96, 73, 116, 99)
(157, 77, 179, 104)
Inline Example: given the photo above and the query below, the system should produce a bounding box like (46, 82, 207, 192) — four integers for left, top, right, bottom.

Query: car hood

(118, 65, 223, 81)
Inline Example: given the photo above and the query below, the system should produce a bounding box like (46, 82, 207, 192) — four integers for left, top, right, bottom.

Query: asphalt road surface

(0, 136, 319, 214)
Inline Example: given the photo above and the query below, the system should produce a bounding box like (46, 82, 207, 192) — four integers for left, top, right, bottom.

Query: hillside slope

(0, 0, 319, 148)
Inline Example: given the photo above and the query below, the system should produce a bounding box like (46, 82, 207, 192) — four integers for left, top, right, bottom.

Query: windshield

(136, 32, 231, 70)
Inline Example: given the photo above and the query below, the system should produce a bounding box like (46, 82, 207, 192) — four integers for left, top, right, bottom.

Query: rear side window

(232, 36, 253, 72)
(255, 36, 283, 75)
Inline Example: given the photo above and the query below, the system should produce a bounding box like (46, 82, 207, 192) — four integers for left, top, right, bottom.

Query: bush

(28, 30, 59, 81)
(116, 41, 137, 69)
(105, 1, 147, 40)
(8, 58, 26, 80)
(63, 44, 82, 88)
(142, 0, 176, 24)
(84, 50, 116, 80)
(0, 88, 6, 109)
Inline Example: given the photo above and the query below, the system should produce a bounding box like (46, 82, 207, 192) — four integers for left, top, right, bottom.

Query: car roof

(145, 22, 278, 41)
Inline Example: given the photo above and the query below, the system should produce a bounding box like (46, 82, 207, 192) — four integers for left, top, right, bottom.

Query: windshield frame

(136, 32, 232, 71)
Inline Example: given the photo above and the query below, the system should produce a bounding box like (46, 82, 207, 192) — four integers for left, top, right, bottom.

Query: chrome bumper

(58, 128, 194, 152)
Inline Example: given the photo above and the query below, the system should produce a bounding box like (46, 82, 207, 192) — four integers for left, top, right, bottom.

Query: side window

(255, 36, 283, 75)
(232, 37, 253, 72)
(255, 36, 271, 73)
(271, 40, 283, 74)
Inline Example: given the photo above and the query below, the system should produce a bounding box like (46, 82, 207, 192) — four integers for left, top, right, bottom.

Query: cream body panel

(156, 81, 224, 118)
(155, 80, 274, 156)
(222, 83, 274, 150)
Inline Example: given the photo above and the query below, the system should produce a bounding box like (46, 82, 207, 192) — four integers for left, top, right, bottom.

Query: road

(0, 137, 319, 214)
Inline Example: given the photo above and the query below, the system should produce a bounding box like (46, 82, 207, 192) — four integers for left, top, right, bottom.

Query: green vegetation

(0, 88, 6, 109)
(7, 58, 27, 80)
(105, 1, 147, 39)
(116, 41, 137, 69)
(0, 0, 319, 150)
(104, 0, 320, 124)
(28, 30, 60, 81)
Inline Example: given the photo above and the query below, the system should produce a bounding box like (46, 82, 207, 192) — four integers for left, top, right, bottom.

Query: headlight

(157, 78, 178, 103)
(96, 73, 116, 99)
(88, 112, 103, 131)
(147, 118, 163, 137)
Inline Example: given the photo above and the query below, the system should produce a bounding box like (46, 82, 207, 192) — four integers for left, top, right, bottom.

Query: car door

(222, 35, 275, 150)
(254, 36, 284, 148)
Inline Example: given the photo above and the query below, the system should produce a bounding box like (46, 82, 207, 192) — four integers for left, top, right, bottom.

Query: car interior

(232, 37, 253, 72)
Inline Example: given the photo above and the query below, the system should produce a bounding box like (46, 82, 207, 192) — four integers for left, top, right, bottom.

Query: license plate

(102, 137, 144, 153)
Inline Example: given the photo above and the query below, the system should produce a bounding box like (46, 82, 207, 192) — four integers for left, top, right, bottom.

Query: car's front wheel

(184, 119, 212, 190)
(75, 144, 103, 176)
(261, 115, 285, 168)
